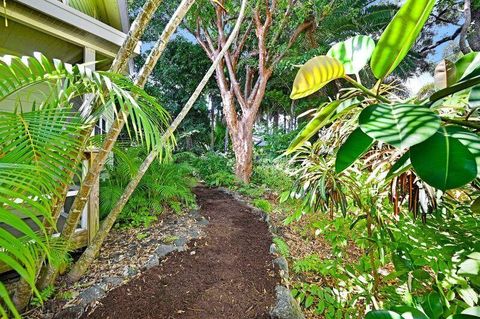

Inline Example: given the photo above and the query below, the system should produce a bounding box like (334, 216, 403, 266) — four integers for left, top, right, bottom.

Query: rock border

(218, 187, 304, 319)
(50, 210, 209, 319)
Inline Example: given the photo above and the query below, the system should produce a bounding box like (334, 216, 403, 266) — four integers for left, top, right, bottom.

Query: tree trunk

(38, 0, 192, 289)
(66, 0, 247, 283)
(232, 116, 254, 183)
(209, 94, 215, 150)
(468, 5, 480, 51)
(224, 124, 229, 153)
(460, 0, 472, 54)
(273, 112, 279, 130)
(13, 0, 164, 304)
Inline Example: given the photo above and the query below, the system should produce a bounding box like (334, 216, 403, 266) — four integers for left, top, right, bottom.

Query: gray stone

(102, 276, 123, 287)
(77, 285, 105, 306)
(145, 254, 159, 269)
(122, 266, 138, 277)
(270, 285, 305, 319)
(155, 244, 177, 257)
(274, 256, 289, 279)
(198, 217, 209, 226)
(270, 243, 278, 255)
(174, 236, 188, 247)
(188, 227, 202, 239)
(53, 305, 84, 319)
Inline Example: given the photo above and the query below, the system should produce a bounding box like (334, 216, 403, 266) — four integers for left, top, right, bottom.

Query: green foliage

(272, 237, 290, 258)
(327, 35, 375, 75)
(30, 285, 55, 307)
(100, 147, 196, 228)
(252, 199, 272, 213)
(251, 161, 293, 194)
(288, 0, 480, 192)
(370, 0, 435, 79)
(0, 53, 170, 317)
(291, 283, 359, 318)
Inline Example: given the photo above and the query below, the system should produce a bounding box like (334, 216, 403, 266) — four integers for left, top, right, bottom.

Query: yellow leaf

(290, 56, 345, 100)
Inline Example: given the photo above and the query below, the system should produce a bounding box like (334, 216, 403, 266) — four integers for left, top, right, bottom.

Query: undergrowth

(100, 147, 197, 228)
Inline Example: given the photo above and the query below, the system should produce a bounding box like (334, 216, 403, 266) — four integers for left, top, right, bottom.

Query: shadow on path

(84, 186, 279, 319)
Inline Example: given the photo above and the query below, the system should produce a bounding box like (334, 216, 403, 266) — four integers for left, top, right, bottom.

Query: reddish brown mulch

(83, 186, 279, 319)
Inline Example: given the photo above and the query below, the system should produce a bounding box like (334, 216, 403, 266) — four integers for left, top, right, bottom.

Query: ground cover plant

(2, 0, 480, 318)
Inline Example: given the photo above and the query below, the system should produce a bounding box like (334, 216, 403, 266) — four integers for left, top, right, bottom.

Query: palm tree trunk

(37, 0, 169, 289)
(66, 0, 248, 283)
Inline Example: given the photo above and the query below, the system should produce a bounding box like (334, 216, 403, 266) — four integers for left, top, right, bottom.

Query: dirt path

(83, 186, 279, 319)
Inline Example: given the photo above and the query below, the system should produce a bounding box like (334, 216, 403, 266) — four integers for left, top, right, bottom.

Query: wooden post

(83, 47, 99, 244)
(84, 149, 100, 243)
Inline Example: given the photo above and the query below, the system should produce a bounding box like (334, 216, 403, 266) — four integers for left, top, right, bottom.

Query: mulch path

(82, 186, 279, 319)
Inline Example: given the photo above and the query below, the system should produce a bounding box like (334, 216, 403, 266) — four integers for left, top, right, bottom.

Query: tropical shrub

(285, 0, 480, 317)
(0, 53, 166, 317)
(288, 0, 480, 194)
(100, 147, 196, 228)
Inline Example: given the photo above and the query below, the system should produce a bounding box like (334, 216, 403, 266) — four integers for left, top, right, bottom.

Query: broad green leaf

(458, 287, 478, 307)
(305, 295, 314, 308)
(458, 259, 480, 276)
(445, 126, 480, 177)
(365, 310, 403, 319)
(358, 104, 440, 149)
(391, 306, 429, 319)
(430, 73, 480, 102)
(456, 52, 480, 81)
(327, 35, 375, 74)
(434, 59, 457, 89)
(386, 152, 411, 179)
(422, 292, 444, 319)
(335, 128, 374, 173)
(469, 252, 480, 260)
(286, 100, 342, 154)
(449, 316, 480, 319)
(462, 307, 480, 316)
(469, 86, 480, 108)
(290, 56, 345, 100)
(410, 127, 477, 190)
(370, 0, 435, 79)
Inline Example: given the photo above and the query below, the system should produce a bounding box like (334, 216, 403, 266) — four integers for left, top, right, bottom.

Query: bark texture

(460, 0, 473, 54)
(66, 0, 247, 282)
(194, 1, 313, 182)
(38, 0, 167, 289)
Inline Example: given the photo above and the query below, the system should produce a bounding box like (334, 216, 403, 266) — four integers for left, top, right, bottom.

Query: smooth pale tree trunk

(66, 0, 247, 282)
(209, 94, 215, 150)
(13, 0, 164, 308)
(38, 0, 195, 289)
(460, 0, 472, 54)
(224, 125, 229, 153)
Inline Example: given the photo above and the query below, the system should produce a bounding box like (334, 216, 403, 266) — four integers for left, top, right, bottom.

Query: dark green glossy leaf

(365, 310, 403, 319)
(370, 0, 435, 79)
(359, 104, 440, 149)
(286, 101, 341, 154)
(391, 306, 429, 319)
(456, 52, 480, 81)
(422, 292, 443, 319)
(430, 74, 480, 102)
(445, 126, 480, 177)
(469, 85, 480, 108)
(335, 128, 374, 173)
(462, 307, 480, 316)
(410, 127, 477, 190)
(386, 152, 412, 179)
